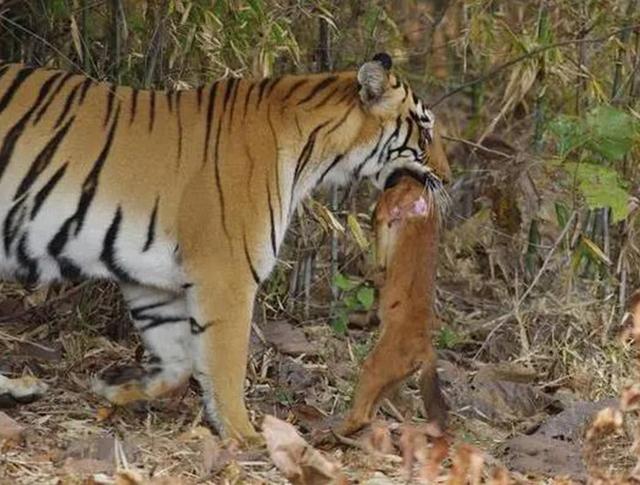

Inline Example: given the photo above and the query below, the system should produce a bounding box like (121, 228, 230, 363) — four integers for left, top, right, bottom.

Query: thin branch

(442, 135, 513, 159)
(0, 330, 57, 353)
(517, 211, 578, 307)
(431, 25, 640, 107)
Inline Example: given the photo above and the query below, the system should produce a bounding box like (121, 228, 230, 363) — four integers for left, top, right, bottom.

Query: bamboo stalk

(110, 0, 122, 83)
(80, 0, 91, 74)
(532, 0, 548, 152)
(575, 5, 587, 115)
(612, 0, 639, 101)
(144, 0, 169, 88)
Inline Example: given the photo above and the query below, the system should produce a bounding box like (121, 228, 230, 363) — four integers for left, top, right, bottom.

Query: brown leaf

(621, 385, 640, 412)
(365, 421, 394, 455)
(291, 404, 329, 432)
(13, 340, 62, 362)
(447, 444, 474, 485)
(469, 365, 554, 423)
(420, 436, 449, 482)
(585, 407, 624, 441)
(488, 467, 511, 485)
(0, 297, 22, 316)
(262, 415, 343, 485)
(62, 433, 139, 464)
(202, 434, 237, 476)
(114, 470, 145, 485)
(0, 411, 25, 442)
(262, 321, 318, 356)
(111, 470, 185, 485)
(398, 424, 429, 479)
(148, 477, 186, 485)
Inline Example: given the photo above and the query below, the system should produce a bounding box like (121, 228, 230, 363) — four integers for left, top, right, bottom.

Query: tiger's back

(0, 65, 196, 289)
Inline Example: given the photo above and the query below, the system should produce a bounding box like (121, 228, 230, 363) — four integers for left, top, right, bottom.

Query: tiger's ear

(358, 52, 392, 104)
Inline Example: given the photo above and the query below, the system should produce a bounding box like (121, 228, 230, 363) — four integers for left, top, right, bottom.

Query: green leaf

(547, 105, 639, 161)
(48, 0, 68, 19)
(585, 106, 637, 161)
(344, 294, 360, 310)
(333, 273, 360, 291)
(547, 115, 587, 157)
(246, 0, 264, 16)
(562, 161, 630, 222)
(554, 202, 571, 249)
(356, 287, 375, 310)
(555, 202, 570, 228)
(331, 312, 348, 335)
(436, 327, 461, 349)
(363, 5, 382, 33)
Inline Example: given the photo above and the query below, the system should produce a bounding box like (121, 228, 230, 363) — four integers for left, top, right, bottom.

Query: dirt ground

(0, 253, 637, 484)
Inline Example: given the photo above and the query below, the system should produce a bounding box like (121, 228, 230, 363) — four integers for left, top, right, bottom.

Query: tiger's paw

(219, 418, 264, 449)
(91, 374, 148, 406)
(0, 374, 49, 408)
(91, 365, 189, 406)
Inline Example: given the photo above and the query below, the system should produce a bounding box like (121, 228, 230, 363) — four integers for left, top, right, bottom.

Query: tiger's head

(350, 53, 451, 194)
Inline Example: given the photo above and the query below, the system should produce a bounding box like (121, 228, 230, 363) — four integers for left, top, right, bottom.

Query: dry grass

(0, 223, 637, 483)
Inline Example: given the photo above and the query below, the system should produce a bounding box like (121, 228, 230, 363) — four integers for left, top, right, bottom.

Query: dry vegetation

(1, 0, 640, 483)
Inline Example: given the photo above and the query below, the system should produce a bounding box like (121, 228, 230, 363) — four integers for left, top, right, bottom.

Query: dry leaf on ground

(0, 410, 25, 442)
(262, 414, 344, 485)
(364, 421, 394, 455)
(398, 424, 430, 479)
(202, 433, 238, 476)
(261, 321, 319, 356)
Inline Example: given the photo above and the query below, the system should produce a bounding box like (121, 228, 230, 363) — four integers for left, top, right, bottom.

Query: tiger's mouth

(383, 166, 443, 192)
(381, 164, 451, 219)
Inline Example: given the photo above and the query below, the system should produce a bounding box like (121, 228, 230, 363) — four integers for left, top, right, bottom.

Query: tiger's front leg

(185, 262, 260, 444)
(177, 168, 263, 444)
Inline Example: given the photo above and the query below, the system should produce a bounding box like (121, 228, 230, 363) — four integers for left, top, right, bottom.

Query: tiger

(0, 52, 449, 443)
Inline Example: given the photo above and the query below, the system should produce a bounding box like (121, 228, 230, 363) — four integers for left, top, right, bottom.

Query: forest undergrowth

(1, 1, 640, 483)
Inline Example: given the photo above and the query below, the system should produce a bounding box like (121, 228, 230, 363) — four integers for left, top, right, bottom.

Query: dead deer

(337, 173, 448, 436)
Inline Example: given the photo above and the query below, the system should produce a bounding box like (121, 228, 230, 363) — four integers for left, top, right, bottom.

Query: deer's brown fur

(338, 176, 448, 435)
